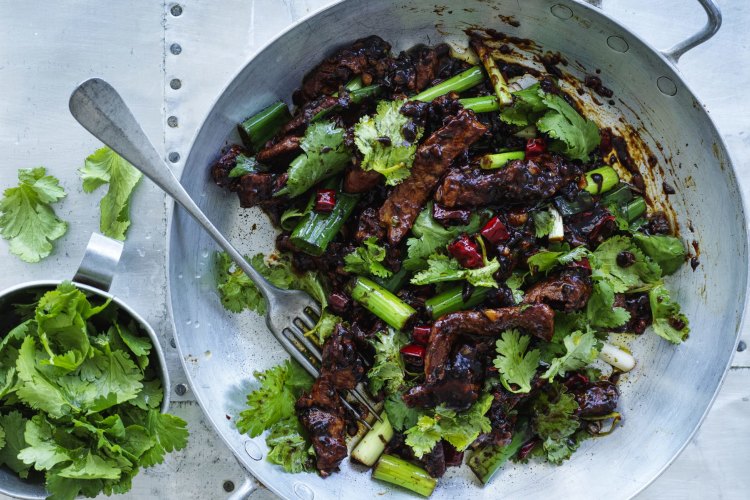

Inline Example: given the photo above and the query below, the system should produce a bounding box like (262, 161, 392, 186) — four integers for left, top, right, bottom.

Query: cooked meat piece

(432, 203, 471, 227)
(354, 207, 385, 242)
(210, 144, 246, 190)
(422, 441, 446, 478)
(384, 44, 444, 94)
(613, 292, 652, 334)
(344, 164, 382, 194)
(321, 324, 364, 390)
(296, 374, 348, 476)
(400, 94, 465, 134)
(256, 136, 302, 168)
(573, 381, 620, 417)
(565, 205, 618, 247)
(379, 109, 487, 244)
(403, 377, 479, 410)
(236, 173, 275, 208)
(435, 154, 583, 208)
(384, 432, 416, 462)
(443, 442, 464, 468)
(524, 267, 592, 312)
(298, 36, 392, 104)
(278, 96, 338, 137)
(646, 211, 672, 235)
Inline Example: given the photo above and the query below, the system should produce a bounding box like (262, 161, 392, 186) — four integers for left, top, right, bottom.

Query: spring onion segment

(412, 66, 485, 102)
(372, 454, 437, 497)
(238, 102, 291, 152)
(459, 95, 500, 113)
(289, 191, 358, 256)
(598, 342, 636, 372)
(350, 277, 416, 330)
(584, 166, 620, 195)
(425, 285, 490, 319)
(548, 207, 565, 242)
(480, 151, 525, 170)
(351, 414, 394, 467)
(468, 424, 528, 484)
(471, 40, 513, 106)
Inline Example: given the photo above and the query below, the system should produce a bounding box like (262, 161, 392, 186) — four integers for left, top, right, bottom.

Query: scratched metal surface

(0, 0, 747, 499)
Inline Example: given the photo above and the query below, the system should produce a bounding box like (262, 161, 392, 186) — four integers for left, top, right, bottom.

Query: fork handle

(69, 78, 276, 301)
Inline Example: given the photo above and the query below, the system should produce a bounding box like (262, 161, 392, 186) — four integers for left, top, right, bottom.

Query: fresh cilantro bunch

(354, 100, 425, 185)
(344, 237, 393, 278)
(235, 360, 315, 473)
(500, 83, 600, 161)
(531, 383, 583, 464)
(0, 282, 188, 500)
(0, 167, 67, 263)
(79, 147, 143, 241)
(411, 253, 500, 288)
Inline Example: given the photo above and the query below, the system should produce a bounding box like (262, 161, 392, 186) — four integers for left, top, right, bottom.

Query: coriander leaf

(633, 233, 686, 276)
(304, 310, 342, 346)
(590, 236, 661, 292)
(586, 281, 630, 328)
(531, 209, 555, 238)
(0, 167, 67, 262)
(236, 360, 314, 438)
(344, 237, 393, 278)
(56, 451, 120, 480)
(649, 284, 690, 343)
(537, 92, 601, 162)
(411, 253, 500, 288)
(404, 394, 493, 457)
(0, 425, 4, 449)
(384, 393, 420, 432)
(527, 245, 589, 275)
(404, 203, 481, 270)
(139, 410, 189, 467)
(72, 343, 144, 413)
(275, 121, 351, 198)
(493, 329, 541, 394)
(265, 417, 315, 473)
(354, 100, 424, 185)
(113, 322, 151, 371)
(128, 379, 163, 411)
(505, 272, 527, 303)
(542, 330, 600, 380)
(228, 154, 260, 178)
(80, 146, 142, 240)
(368, 329, 408, 395)
(0, 411, 31, 477)
(532, 384, 580, 464)
(18, 414, 69, 471)
(16, 336, 75, 418)
(500, 84, 547, 127)
(215, 251, 265, 314)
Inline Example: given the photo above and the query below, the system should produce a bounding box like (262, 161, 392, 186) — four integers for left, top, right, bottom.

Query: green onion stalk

(349, 277, 416, 330)
(584, 165, 620, 195)
(312, 84, 384, 122)
(238, 102, 291, 152)
(479, 151, 525, 170)
(459, 95, 500, 113)
(468, 423, 529, 484)
(470, 39, 513, 106)
(425, 285, 490, 319)
(412, 66, 485, 102)
(289, 191, 358, 256)
(372, 454, 437, 497)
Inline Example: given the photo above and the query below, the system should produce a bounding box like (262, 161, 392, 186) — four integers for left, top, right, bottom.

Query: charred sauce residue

(691, 240, 701, 271)
(497, 14, 521, 27)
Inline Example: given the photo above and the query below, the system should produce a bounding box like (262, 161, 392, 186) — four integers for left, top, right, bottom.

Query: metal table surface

(0, 0, 747, 498)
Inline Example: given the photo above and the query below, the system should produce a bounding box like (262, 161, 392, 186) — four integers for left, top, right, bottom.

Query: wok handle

(595, 0, 721, 64)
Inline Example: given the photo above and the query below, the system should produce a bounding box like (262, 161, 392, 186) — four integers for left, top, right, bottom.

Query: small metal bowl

(0, 234, 171, 500)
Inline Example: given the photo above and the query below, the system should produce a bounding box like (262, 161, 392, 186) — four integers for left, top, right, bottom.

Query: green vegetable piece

(526, 245, 590, 275)
(590, 236, 661, 292)
(537, 92, 601, 161)
(493, 329, 541, 394)
(425, 285, 490, 319)
(411, 253, 500, 288)
(413, 66, 485, 102)
(238, 101, 292, 152)
(531, 208, 556, 238)
(265, 417, 315, 473)
(633, 233, 686, 275)
(351, 414, 394, 467)
(354, 100, 425, 185)
(0, 167, 67, 262)
(583, 166, 620, 195)
(228, 154, 261, 178)
(625, 197, 647, 222)
(472, 39, 513, 105)
(367, 329, 408, 395)
(275, 121, 351, 198)
(304, 310, 342, 346)
(372, 454, 437, 497)
(649, 284, 690, 343)
(499, 84, 547, 127)
(344, 237, 393, 278)
(586, 281, 630, 328)
(468, 422, 528, 484)
(542, 330, 600, 380)
(479, 151, 525, 170)
(0, 411, 31, 477)
(532, 384, 581, 464)
(80, 146, 143, 241)
(137, 410, 190, 467)
(459, 95, 500, 113)
(350, 278, 416, 330)
(290, 191, 358, 256)
(384, 392, 420, 432)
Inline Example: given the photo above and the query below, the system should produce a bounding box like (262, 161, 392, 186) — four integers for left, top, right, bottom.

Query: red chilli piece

(525, 138, 546, 158)
(400, 343, 426, 370)
(480, 216, 510, 244)
(571, 257, 592, 271)
(412, 325, 432, 345)
(447, 235, 483, 269)
(314, 189, 336, 213)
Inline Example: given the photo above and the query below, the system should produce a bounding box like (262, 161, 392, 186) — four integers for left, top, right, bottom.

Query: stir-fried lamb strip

(379, 108, 488, 244)
(236, 172, 277, 208)
(572, 380, 620, 418)
(565, 205, 619, 247)
(435, 154, 584, 208)
(422, 441, 447, 478)
(523, 267, 593, 312)
(297, 36, 393, 104)
(210, 144, 246, 190)
(344, 164, 383, 194)
(256, 136, 303, 168)
(278, 96, 339, 137)
(384, 44, 448, 94)
(296, 324, 365, 475)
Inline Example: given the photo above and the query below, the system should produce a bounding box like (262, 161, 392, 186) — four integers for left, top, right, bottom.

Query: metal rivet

(170, 43, 182, 55)
(738, 340, 747, 352)
(550, 4, 573, 20)
(169, 152, 180, 163)
(244, 440, 263, 461)
(175, 383, 187, 396)
(170, 78, 182, 90)
(657, 76, 678, 96)
(222, 481, 235, 492)
(167, 116, 178, 127)
(607, 35, 629, 53)
(170, 337, 176, 348)
(170, 4, 183, 16)
(293, 482, 315, 500)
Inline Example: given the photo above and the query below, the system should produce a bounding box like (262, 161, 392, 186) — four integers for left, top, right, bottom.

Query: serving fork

(69, 78, 379, 428)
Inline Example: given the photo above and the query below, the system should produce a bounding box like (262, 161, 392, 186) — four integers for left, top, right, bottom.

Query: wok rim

(165, 0, 750, 498)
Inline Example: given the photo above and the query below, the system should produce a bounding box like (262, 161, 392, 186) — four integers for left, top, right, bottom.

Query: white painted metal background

(0, 0, 747, 498)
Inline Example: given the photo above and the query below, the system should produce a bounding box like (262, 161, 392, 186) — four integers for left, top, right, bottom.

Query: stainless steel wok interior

(167, 1, 748, 498)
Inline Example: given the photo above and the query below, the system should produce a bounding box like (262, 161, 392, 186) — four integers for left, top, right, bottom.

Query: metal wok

(167, 0, 748, 498)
